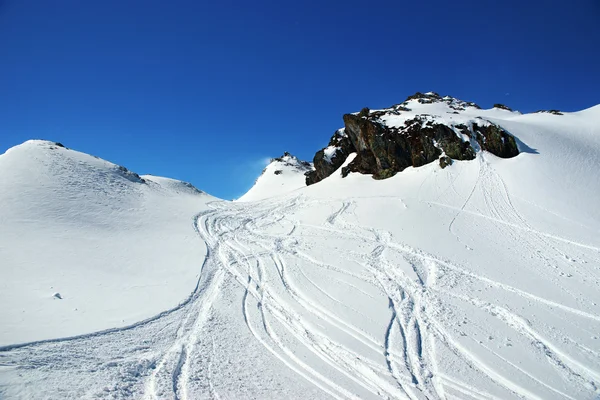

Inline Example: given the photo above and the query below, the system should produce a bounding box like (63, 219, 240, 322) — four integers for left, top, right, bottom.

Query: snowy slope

(1, 99, 600, 400)
(237, 152, 313, 202)
(0, 140, 218, 345)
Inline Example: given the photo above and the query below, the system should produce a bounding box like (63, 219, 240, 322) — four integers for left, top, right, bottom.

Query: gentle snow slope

(1, 101, 600, 400)
(0, 140, 217, 345)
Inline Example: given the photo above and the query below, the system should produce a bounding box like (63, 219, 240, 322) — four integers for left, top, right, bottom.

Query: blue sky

(1, 0, 599, 199)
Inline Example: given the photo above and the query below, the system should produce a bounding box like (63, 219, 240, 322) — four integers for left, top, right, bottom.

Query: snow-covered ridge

(142, 175, 204, 195)
(269, 152, 312, 172)
(236, 152, 313, 202)
(364, 92, 530, 133)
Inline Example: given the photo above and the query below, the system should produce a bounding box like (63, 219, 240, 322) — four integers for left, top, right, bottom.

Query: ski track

(1, 161, 599, 399)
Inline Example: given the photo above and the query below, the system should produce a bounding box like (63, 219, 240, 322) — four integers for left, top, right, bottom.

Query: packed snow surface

(1, 101, 600, 400)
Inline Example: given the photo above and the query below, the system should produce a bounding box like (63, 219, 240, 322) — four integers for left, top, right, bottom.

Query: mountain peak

(269, 152, 312, 171)
(396, 91, 482, 111)
(306, 92, 525, 185)
(237, 153, 312, 202)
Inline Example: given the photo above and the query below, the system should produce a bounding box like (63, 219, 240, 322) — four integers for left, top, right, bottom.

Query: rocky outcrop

(116, 165, 146, 184)
(305, 93, 520, 185)
(439, 156, 453, 169)
(535, 109, 563, 115)
(271, 152, 313, 172)
(472, 123, 519, 158)
(338, 114, 488, 180)
(493, 103, 513, 111)
(305, 129, 354, 185)
(263, 152, 313, 181)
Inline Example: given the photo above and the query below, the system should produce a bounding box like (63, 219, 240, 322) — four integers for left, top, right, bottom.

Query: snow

(236, 154, 312, 202)
(1, 96, 600, 400)
(323, 145, 339, 163)
(375, 97, 518, 134)
(0, 140, 217, 345)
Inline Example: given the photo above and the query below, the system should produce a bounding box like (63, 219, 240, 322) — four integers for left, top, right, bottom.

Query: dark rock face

(493, 103, 513, 111)
(535, 109, 563, 115)
(439, 156, 453, 169)
(472, 123, 519, 158)
(306, 93, 520, 185)
(305, 129, 355, 185)
(338, 114, 478, 180)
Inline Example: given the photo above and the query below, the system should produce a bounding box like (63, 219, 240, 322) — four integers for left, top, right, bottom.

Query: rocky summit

(306, 92, 520, 185)
(269, 152, 313, 174)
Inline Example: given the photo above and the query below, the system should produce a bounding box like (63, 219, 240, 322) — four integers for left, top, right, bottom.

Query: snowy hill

(237, 152, 313, 202)
(1, 96, 600, 400)
(0, 140, 218, 345)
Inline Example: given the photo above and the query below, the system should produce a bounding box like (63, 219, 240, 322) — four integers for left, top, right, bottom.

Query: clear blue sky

(1, 0, 599, 199)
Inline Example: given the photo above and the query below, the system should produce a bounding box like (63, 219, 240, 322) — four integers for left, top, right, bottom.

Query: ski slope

(1, 103, 599, 399)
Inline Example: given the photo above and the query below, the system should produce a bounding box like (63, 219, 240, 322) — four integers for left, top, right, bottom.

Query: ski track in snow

(1, 162, 600, 399)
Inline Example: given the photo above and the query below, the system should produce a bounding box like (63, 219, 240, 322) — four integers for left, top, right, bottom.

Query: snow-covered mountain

(1, 95, 600, 400)
(0, 140, 217, 345)
(237, 152, 313, 202)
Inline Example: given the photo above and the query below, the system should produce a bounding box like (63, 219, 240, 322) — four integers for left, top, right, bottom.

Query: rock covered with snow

(305, 129, 355, 185)
(306, 92, 520, 185)
(270, 152, 313, 172)
(535, 109, 564, 115)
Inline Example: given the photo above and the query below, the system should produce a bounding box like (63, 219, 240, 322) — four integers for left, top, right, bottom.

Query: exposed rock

(439, 156, 453, 169)
(406, 92, 482, 110)
(48, 141, 68, 150)
(535, 109, 563, 115)
(387, 92, 481, 113)
(116, 165, 146, 184)
(472, 123, 519, 158)
(274, 170, 283, 175)
(306, 92, 521, 185)
(305, 129, 354, 185)
(338, 114, 477, 180)
(493, 103, 513, 111)
(406, 92, 442, 103)
(271, 152, 312, 169)
(358, 107, 370, 118)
